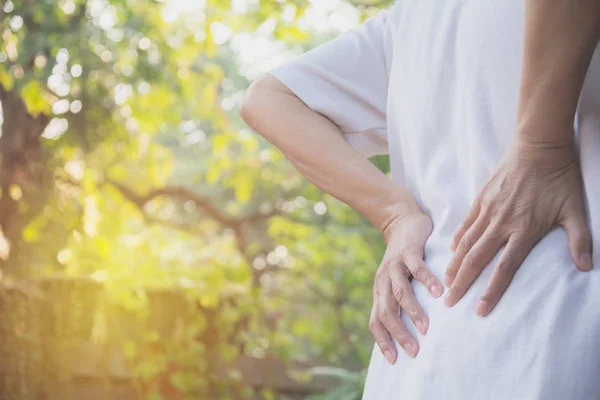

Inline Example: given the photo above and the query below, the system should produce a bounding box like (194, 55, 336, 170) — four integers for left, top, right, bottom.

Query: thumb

(561, 212, 593, 271)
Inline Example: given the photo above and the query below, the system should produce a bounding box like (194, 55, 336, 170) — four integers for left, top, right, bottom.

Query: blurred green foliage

(0, 0, 390, 397)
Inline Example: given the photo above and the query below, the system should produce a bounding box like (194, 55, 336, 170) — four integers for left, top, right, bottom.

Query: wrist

(379, 199, 423, 243)
(508, 135, 576, 171)
(515, 118, 575, 148)
(515, 72, 579, 146)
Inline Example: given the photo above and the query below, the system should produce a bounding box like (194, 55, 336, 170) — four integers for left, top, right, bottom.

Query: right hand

(370, 210, 444, 363)
(444, 138, 592, 315)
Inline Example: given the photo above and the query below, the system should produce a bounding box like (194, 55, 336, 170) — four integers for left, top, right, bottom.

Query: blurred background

(0, 0, 393, 399)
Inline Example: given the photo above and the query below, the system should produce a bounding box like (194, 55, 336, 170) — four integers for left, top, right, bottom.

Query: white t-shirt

(268, 1, 600, 399)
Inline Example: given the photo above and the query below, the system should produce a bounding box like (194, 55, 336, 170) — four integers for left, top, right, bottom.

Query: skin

(445, 0, 600, 316)
(240, 75, 443, 363)
(242, 0, 600, 364)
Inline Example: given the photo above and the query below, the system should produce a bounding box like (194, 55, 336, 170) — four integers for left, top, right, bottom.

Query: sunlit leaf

(20, 81, 51, 116)
(0, 67, 14, 91)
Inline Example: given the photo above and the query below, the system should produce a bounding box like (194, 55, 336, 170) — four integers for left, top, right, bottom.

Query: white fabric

(268, 1, 600, 399)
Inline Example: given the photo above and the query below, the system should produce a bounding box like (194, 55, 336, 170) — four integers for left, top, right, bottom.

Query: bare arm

(446, 1, 600, 316)
(240, 74, 416, 235)
(241, 74, 444, 362)
(517, 0, 600, 144)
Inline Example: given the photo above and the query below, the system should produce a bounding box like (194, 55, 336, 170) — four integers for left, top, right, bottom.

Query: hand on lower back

(445, 137, 592, 316)
(370, 210, 444, 363)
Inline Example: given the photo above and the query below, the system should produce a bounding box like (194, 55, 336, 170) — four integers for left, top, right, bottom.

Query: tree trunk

(0, 86, 51, 273)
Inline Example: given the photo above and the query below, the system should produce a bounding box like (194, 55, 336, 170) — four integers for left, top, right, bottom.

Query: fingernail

(431, 283, 443, 298)
(475, 300, 489, 317)
(415, 318, 428, 335)
(580, 252, 593, 271)
(444, 288, 456, 307)
(405, 342, 418, 358)
(384, 350, 395, 364)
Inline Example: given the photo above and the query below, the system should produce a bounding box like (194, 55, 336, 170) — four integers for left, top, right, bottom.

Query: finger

(403, 252, 444, 298)
(444, 227, 505, 307)
(445, 214, 489, 286)
(369, 300, 397, 364)
(387, 261, 429, 335)
(476, 234, 533, 317)
(560, 212, 593, 271)
(379, 281, 419, 358)
(451, 202, 481, 252)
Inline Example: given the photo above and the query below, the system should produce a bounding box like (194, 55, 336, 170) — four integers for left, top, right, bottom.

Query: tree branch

(104, 178, 286, 286)
(105, 178, 279, 229)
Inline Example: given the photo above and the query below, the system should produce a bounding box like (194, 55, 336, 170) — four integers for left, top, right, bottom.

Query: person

(240, 0, 600, 398)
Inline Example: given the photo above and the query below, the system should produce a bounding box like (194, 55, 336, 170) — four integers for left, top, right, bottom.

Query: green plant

(307, 366, 368, 400)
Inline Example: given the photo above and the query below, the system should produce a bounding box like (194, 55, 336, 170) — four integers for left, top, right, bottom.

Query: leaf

(123, 340, 137, 359)
(147, 391, 164, 400)
(212, 134, 231, 153)
(204, 25, 217, 57)
(203, 85, 216, 107)
(275, 25, 309, 42)
(307, 366, 360, 381)
(234, 177, 253, 203)
(20, 80, 51, 116)
(308, 383, 361, 400)
(0, 67, 14, 90)
(206, 165, 220, 184)
(203, 63, 223, 80)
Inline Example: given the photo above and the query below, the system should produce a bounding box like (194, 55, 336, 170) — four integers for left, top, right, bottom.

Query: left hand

(444, 137, 593, 316)
(370, 209, 443, 362)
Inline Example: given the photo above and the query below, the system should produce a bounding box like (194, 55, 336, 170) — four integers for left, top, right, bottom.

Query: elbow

(239, 83, 257, 125)
(240, 73, 293, 132)
(239, 74, 271, 129)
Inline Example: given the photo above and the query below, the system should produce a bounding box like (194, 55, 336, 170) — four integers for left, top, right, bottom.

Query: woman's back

(365, 1, 600, 398)
(267, 1, 600, 398)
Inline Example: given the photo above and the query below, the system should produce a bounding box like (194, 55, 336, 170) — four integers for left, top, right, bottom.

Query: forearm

(240, 74, 419, 239)
(517, 0, 600, 144)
